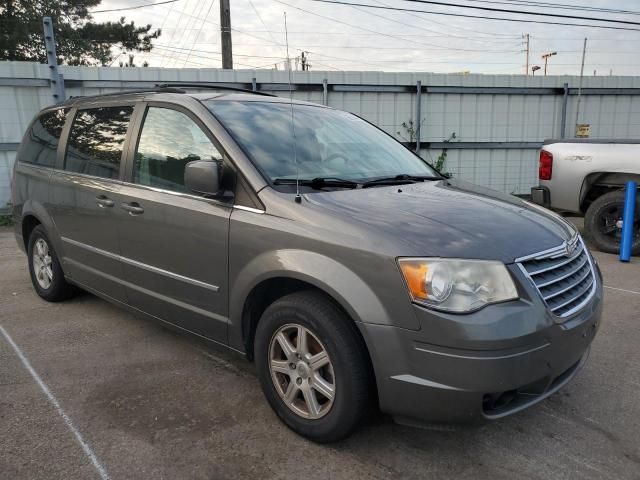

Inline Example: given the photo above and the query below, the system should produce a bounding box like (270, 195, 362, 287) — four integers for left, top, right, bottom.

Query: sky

(91, 0, 640, 75)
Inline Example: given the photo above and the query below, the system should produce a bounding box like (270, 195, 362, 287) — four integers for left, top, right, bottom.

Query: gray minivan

(12, 86, 603, 442)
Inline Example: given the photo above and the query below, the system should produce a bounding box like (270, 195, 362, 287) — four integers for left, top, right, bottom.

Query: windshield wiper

(273, 174, 442, 190)
(273, 177, 361, 189)
(361, 174, 442, 188)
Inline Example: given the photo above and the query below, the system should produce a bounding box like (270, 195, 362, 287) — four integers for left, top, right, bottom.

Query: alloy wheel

(269, 323, 336, 420)
(32, 238, 53, 290)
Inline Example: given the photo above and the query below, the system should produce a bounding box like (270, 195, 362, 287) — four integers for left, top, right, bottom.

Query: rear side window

(20, 109, 68, 167)
(133, 107, 223, 193)
(64, 106, 133, 179)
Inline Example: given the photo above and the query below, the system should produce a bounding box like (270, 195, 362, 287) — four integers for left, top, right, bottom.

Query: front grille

(517, 236, 596, 318)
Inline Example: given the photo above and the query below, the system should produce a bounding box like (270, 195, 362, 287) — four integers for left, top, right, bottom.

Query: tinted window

(20, 109, 67, 167)
(64, 106, 133, 179)
(207, 101, 437, 183)
(134, 107, 223, 193)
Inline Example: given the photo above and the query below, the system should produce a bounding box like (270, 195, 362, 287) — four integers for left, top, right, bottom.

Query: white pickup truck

(531, 139, 639, 254)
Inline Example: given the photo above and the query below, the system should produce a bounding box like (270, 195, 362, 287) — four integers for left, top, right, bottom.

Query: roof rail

(66, 86, 185, 102)
(155, 83, 276, 97)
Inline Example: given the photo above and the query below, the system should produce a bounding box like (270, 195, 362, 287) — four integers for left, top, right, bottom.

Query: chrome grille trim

(516, 236, 597, 319)
(543, 267, 592, 301)
(536, 255, 588, 288)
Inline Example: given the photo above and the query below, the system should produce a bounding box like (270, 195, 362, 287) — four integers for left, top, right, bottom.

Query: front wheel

(584, 191, 640, 255)
(255, 291, 373, 443)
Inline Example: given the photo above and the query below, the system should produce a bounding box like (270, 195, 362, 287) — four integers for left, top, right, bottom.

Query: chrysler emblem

(565, 237, 578, 257)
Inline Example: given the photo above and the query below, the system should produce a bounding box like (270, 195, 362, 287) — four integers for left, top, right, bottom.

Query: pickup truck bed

(531, 139, 639, 255)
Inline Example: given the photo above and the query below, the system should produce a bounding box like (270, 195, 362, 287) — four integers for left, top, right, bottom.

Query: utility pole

(522, 34, 530, 75)
(542, 51, 557, 76)
(301, 51, 310, 71)
(219, 0, 233, 69)
(575, 38, 587, 136)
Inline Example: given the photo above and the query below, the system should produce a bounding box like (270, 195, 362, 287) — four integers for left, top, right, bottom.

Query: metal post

(620, 181, 637, 262)
(415, 80, 422, 154)
(322, 79, 328, 106)
(574, 38, 587, 136)
(219, 0, 233, 69)
(42, 17, 65, 102)
(252, 77, 257, 91)
(560, 82, 569, 138)
(524, 34, 530, 76)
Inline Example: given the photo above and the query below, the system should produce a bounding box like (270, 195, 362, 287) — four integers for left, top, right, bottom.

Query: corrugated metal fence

(2, 61, 640, 212)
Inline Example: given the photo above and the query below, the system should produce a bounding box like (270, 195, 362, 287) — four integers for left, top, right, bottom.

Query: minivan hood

(304, 178, 575, 263)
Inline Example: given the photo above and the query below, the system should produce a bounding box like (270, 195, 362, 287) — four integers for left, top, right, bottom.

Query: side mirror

(184, 160, 221, 196)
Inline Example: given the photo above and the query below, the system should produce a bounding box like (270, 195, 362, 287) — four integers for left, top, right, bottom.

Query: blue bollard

(620, 181, 637, 262)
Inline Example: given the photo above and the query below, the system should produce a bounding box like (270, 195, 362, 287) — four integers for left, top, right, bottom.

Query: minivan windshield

(207, 100, 439, 185)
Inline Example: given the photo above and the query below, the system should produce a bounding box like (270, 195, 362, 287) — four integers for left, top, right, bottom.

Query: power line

(245, 0, 283, 49)
(167, 0, 204, 67)
(150, 46, 274, 68)
(344, 0, 523, 50)
(158, 42, 640, 65)
(155, 44, 286, 59)
(303, 0, 640, 32)
(465, 0, 640, 16)
(370, 0, 518, 38)
(236, 43, 520, 52)
(398, 0, 640, 26)
(91, 0, 179, 13)
(152, 45, 343, 70)
(158, 0, 194, 67)
(151, 0, 182, 67)
(122, 0, 640, 73)
(172, 0, 210, 67)
(184, 0, 217, 67)
(155, 27, 520, 41)
(272, 0, 531, 55)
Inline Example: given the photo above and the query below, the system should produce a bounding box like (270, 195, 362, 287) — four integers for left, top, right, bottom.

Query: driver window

(134, 107, 223, 193)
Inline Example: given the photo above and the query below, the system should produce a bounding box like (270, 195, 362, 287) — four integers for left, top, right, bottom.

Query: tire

(585, 191, 640, 255)
(27, 225, 77, 301)
(255, 290, 373, 443)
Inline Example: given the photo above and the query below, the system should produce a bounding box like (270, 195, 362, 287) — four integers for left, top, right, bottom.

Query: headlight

(397, 258, 518, 313)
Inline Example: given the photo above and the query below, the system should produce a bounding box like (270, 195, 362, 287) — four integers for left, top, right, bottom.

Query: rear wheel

(255, 291, 373, 443)
(27, 225, 77, 301)
(584, 191, 640, 255)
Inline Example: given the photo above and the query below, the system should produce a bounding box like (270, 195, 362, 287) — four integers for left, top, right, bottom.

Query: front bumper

(358, 269, 603, 425)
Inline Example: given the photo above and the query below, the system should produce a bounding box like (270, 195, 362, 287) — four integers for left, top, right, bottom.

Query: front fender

(228, 249, 419, 351)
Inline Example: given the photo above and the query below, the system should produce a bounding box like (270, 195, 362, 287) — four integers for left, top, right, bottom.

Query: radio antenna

(284, 12, 301, 203)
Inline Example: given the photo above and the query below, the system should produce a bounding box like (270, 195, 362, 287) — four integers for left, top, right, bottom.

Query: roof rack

(155, 83, 276, 97)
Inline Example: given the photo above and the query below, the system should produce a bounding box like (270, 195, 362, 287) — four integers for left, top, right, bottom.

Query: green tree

(0, 1, 160, 66)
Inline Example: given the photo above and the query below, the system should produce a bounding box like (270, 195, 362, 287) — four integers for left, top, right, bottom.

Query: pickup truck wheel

(27, 225, 77, 301)
(254, 291, 373, 443)
(585, 191, 640, 255)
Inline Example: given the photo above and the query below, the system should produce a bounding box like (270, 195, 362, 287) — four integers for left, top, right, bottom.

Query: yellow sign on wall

(576, 124, 591, 138)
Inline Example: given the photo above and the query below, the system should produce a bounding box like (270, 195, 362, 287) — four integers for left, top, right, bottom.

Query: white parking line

(604, 285, 640, 295)
(0, 325, 110, 480)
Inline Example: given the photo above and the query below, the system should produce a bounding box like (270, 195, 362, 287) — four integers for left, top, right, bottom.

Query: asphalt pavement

(1, 223, 639, 480)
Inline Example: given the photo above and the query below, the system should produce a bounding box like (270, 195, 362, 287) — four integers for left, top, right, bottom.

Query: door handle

(96, 195, 114, 208)
(120, 202, 144, 215)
